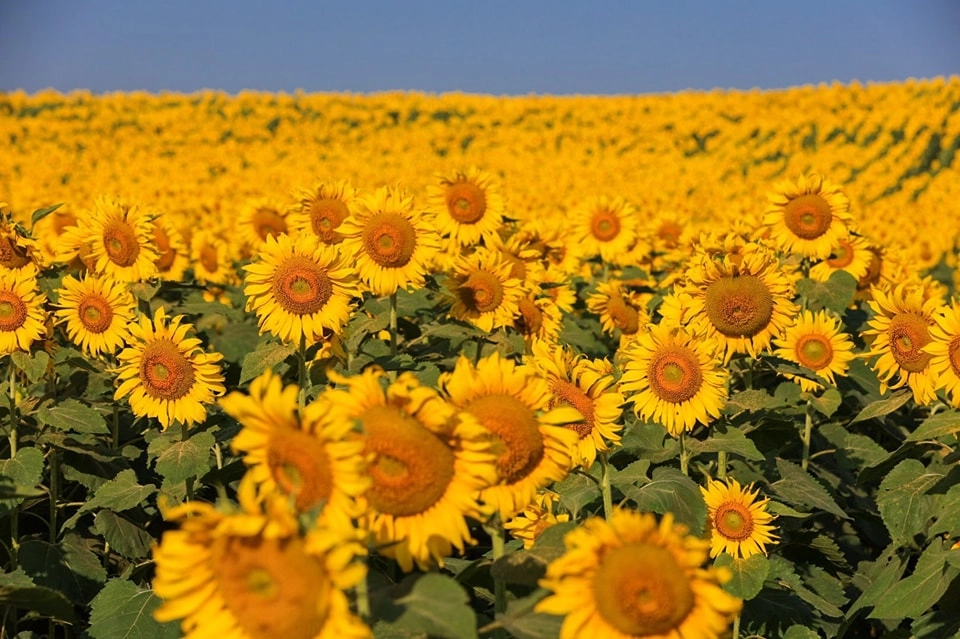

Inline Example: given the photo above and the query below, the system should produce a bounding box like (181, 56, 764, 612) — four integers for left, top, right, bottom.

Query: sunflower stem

(717, 450, 727, 480)
(599, 452, 614, 520)
(298, 333, 308, 411)
(679, 431, 690, 476)
(111, 405, 120, 451)
(8, 364, 19, 570)
(801, 400, 814, 472)
(355, 561, 371, 622)
(474, 336, 484, 366)
(484, 516, 507, 638)
(732, 612, 741, 639)
(389, 292, 398, 357)
(180, 422, 195, 501)
(49, 449, 59, 544)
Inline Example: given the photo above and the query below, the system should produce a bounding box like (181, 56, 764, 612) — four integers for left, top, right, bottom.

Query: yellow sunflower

(338, 186, 440, 297)
(243, 232, 359, 346)
(439, 351, 580, 520)
(53, 274, 135, 358)
(427, 167, 505, 249)
(219, 370, 369, 530)
(114, 306, 225, 430)
(573, 195, 638, 266)
(512, 292, 563, 348)
(701, 478, 779, 559)
(238, 198, 290, 255)
(152, 216, 190, 282)
(190, 228, 238, 287)
(503, 490, 570, 549)
(536, 509, 741, 639)
(862, 281, 942, 405)
(447, 246, 525, 333)
(34, 209, 81, 267)
(83, 196, 159, 282)
(0, 266, 47, 355)
(619, 322, 728, 437)
(773, 309, 856, 392)
(322, 368, 498, 572)
(927, 302, 960, 407)
(152, 478, 371, 639)
(530, 340, 624, 469)
(585, 279, 650, 345)
(290, 179, 357, 245)
(808, 234, 873, 284)
(763, 173, 854, 259)
(0, 217, 41, 273)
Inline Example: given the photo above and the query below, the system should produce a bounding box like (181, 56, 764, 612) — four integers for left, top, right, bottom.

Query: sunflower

(53, 274, 135, 358)
(447, 247, 525, 333)
(573, 195, 638, 266)
(322, 368, 498, 572)
(190, 228, 238, 287)
(114, 306, 225, 430)
(619, 322, 728, 437)
(34, 209, 81, 266)
(0, 266, 47, 355)
(243, 232, 359, 346)
(927, 302, 960, 407)
(0, 216, 41, 273)
(338, 186, 440, 297)
(152, 478, 371, 639)
(808, 233, 873, 284)
(763, 173, 853, 259)
(773, 309, 856, 392)
(530, 340, 624, 469)
(439, 351, 580, 520)
(512, 292, 563, 347)
(427, 167, 505, 249)
(665, 244, 798, 363)
(862, 281, 942, 405)
(701, 478, 778, 559)
(536, 509, 741, 639)
(238, 199, 290, 255)
(152, 216, 190, 282)
(219, 370, 369, 530)
(290, 179, 357, 245)
(83, 196, 159, 282)
(585, 279, 650, 344)
(503, 490, 570, 549)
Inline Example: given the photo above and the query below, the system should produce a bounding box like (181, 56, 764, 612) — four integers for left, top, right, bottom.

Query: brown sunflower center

(949, 336, 960, 376)
(253, 207, 287, 242)
(362, 404, 456, 517)
(658, 221, 683, 248)
(647, 345, 704, 404)
(551, 379, 594, 440)
(199, 243, 219, 274)
(445, 182, 487, 224)
(704, 274, 774, 338)
(308, 198, 349, 244)
(783, 193, 833, 240)
(887, 312, 932, 373)
(138, 339, 196, 400)
(796, 334, 833, 370)
(102, 220, 141, 267)
(0, 292, 27, 332)
(606, 294, 640, 335)
(212, 535, 330, 639)
(266, 427, 334, 512)
(458, 271, 504, 314)
(593, 544, 695, 636)
(153, 224, 177, 272)
(0, 236, 31, 269)
(465, 394, 544, 485)
(590, 209, 621, 242)
(271, 256, 333, 316)
(714, 501, 755, 541)
(826, 239, 854, 268)
(361, 212, 416, 268)
(78, 294, 114, 334)
(516, 297, 543, 335)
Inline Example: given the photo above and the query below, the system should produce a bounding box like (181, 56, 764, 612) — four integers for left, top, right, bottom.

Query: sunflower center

(212, 535, 330, 639)
(590, 209, 621, 242)
(465, 395, 544, 485)
(704, 274, 774, 338)
(714, 501, 755, 541)
(138, 339, 196, 400)
(266, 427, 334, 512)
(0, 293, 27, 332)
(78, 294, 114, 334)
(102, 220, 141, 267)
(362, 404, 456, 517)
(606, 295, 640, 335)
(271, 256, 333, 316)
(199, 243, 219, 274)
(888, 313, 933, 373)
(308, 198, 349, 243)
(796, 334, 833, 370)
(783, 194, 833, 240)
(827, 239, 854, 268)
(593, 544, 695, 636)
(0, 236, 31, 269)
(658, 221, 683, 248)
(648, 346, 703, 404)
(362, 212, 416, 268)
(253, 207, 287, 242)
(153, 224, 177, 272)
(445, 182, 487, 224)
(458, 271, 504, 314)
(517, 298, 543, 335)
(551, 379, 595, 440)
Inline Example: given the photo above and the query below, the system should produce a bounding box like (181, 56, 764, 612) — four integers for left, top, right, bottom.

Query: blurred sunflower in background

(586, 279, 650, 345)
(151, 216, 190, 282)
(927, 302, 960, 407)
(54, 274, 135, 358)
(702, 477, 778, 559)
(503, 489, 570, 549)
(808, 234, 873, 284)
(190, 228, 238, 289)
(573, 195, 638, 266)
(238, 198, 290, 256)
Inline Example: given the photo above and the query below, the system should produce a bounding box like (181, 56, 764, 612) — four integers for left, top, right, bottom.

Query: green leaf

(553, 471, 601, 519)
(771, 458, 848, 519)
(386, 574, 479, 639)
(128, 281, 161, 302)
(11, 350, 50, 385)
(87, 578, 179, 639)
(847, 553, 906, 618)
(715, 553, 769, 600)
(0, 569, 75, 623)
(30, 203, 63, 227)
(783, 625, 821, 639)
(871, 540, 959, 620)
(809, 387, 842, 418)
(19, 535, 107, 603)
(626, 467, 707, 535)
(723, 389, 773, 413)
(496, 590, 563, 639)
(151, 431, 214, 484)
(207, 320, 261, 364)
(795, 271, 857, 313)
(63, 469, 156, 528)
(684, 427, 764, 461)
(37, 398, 109, 435)
(239, 339, 296, 384)
(0, 446, 44, 486)
(850, 390, 912, 424)
(907, 410, 960, 441)
(877, 459, 943, 544)
(93, 511, 154, 560)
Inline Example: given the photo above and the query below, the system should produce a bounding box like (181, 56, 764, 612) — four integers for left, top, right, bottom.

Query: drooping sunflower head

(0, 216, 41, 273)
(574, 195, 638, 265)
(503, 490, 570, 549)
(84, 196, 160, 282)
(586, 279, 651, 345)
(0, 266, 48, 355)
(291, 179, 357, 245)
(701, 477, 779, 559)
(773, 309, 856, 392)
(764, 173, 854, 259)
(513, 290, 564, 346)
(427, 167, 505, 249)
(447, 246, 525, 333)
(53, 273, 135, 358)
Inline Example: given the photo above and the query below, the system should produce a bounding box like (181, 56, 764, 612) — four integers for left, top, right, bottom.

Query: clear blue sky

(1, 0, 957, 95)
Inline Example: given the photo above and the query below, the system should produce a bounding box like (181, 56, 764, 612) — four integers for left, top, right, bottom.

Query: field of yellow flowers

(1, 77, 959, 639)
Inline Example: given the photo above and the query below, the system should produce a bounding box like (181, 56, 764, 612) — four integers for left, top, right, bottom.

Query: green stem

(717, 450, 727, 480)
(297, 334, 308, 411)
(111, 405, 120, 452)
(732, 612, 741, 639)
(599, 452, 614, 520)
(484, 517, 507, 639)
(802, 400, 813, 472)
(49, 450, 59, 544)
(181, 422, 195, 501)
(474, 336, 484, 366)
(679, 431, 690, 477)
(355, 557, 371, 622)
(8, 365, 18, 570)
(389, 292, 398, 357)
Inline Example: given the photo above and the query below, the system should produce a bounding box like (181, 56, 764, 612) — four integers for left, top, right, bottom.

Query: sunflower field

(0, 77, 959, 639)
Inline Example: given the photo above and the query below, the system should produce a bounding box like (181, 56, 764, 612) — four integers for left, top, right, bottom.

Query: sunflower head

(701, 478, 779, 559)
(427, 167, 505, 249)
(764, 173, 854, 259)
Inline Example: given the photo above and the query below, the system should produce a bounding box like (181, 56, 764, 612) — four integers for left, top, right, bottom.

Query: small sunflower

(83, 196, 159, 282)
(763, 173, 853, 259)
(290, 179, 357, 245)
(0, 266, 47, 355)
(323, 368, 498, 572)
(427, 167, 505, 249)
(512, 292, 563, 347)
(585, 279, 650, 344)
(773, 309, 856, 392)
(152, 216, 190, 282)
(808, 234, 873, 284)
(573, 195, 638, 266)
(447, 247, 525, 333)
(439, 351, 580, 520)
(338, 186, 440, 297)
(503, 490, 570, 549)
(0, 216, 41, 273)
(243, 232, 359, 346)
(219, 370, 369, 530)
(927, 302, 960, 407)
(537, 509, 741, 639)
(190, 228, 238, 286)
(53, 274, 135, 358)
(701, 478, 778, 559)
(152, 479, 371, 639)
(238, 198, 290, 255)
(114, 306, 225, 430)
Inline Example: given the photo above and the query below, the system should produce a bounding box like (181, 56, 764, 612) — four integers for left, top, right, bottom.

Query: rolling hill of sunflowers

(0, 77, 959, 639)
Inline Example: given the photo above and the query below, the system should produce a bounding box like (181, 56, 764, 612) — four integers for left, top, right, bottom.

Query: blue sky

(1, 0, 957, 95)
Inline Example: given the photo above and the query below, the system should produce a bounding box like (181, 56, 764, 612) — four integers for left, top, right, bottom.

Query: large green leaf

(849, 390, 912, 424)
(906, 410, 960, 442)
(771, 459, 848, 520)
(62, 469, 156, 528)
(374, 574, 479, 639)
(715, 552, 769, 600)
(149, 431, 215, 484)
(684, 426, 764, 461)
(496, 590, 563, 639)
(11, 350, 50, 385)
(37, 398, 109, 435)
(877, 459, 943, 545)
(795, 271, 857, 313)
(871, 540, 959, 620)
(623, 467, 707, 535)
(239, 339, 296, 384)
(19, 534, 107, 604)
(0, 569, 75, 624)
(93, 510, 154, 560)
(87, 579, 179, 639)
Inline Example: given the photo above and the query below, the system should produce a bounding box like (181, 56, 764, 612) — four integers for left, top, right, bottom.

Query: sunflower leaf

(626, 467, 707, 535)
(849, 389, 912, 424)
(771, 459, 848, 519)
(239, 339, 296, 384)
(93, 510, 154, 560)
(495, 590, 563, 639)
(684, 426, 764, 461)
(383, 574, 479, 639)
(795, 271, 857, 314)
(715, 552, 769, 600)
(87, 578, 179, 639)
(11, 350, 50, 385)
(876, 459, 943, 544)
(0, 570, 76, 624)
(870, 539, 959, 620)
(906, 409, 960, 441)
(30, 203, 63, 227)
(37, 398, 110, 435)
(62, 469, 156, 529)
(152, 431, 215, 485)
(19, 534, 107, 604)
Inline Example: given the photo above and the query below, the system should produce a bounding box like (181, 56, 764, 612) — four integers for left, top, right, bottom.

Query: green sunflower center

(79, 294, 114, 334)
(647, 346, 704, 404)
(714, 501, 754, 541)
(139, 339, 196, 400)
(796, 334, 833, 370)
(102, 220, 141, 267)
